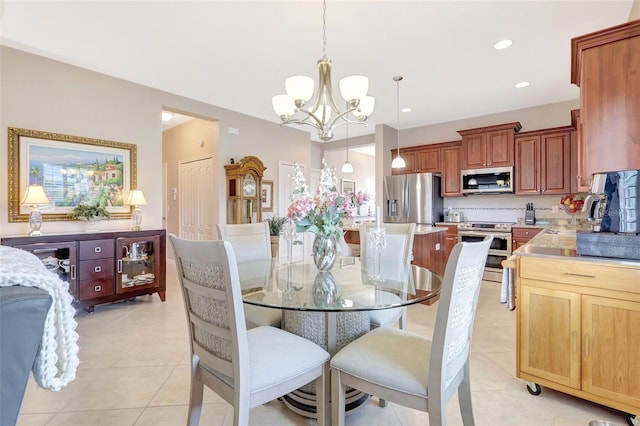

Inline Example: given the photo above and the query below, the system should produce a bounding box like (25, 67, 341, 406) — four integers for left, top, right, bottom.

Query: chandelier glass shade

(272, 0, 375, 142)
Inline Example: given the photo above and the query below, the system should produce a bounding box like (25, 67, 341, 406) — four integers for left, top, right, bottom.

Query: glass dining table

(238, 256, 442, 418)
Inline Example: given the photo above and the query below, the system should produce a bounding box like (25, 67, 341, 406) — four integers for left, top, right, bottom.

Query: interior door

(179, 156, 214, 240)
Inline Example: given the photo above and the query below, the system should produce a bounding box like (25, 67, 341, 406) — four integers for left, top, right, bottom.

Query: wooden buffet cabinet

(517, 255, 640, 421)
(1, 229, 166, 312)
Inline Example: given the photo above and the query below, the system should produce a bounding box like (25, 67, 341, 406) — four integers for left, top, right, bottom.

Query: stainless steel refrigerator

(383, 173, 443, 224)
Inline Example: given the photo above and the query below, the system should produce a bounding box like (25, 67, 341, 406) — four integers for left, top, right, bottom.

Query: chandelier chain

(322, 0, 327, 60)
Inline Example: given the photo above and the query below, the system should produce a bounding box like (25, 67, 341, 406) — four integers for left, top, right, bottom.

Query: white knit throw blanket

(0, 246, 79, 391)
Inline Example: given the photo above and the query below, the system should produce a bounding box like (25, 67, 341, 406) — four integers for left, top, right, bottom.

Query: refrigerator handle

(403, 179, 410, 220)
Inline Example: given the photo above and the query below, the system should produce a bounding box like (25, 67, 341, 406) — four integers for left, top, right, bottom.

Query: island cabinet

(515, 128, 572, 195)
(1, 229, 166, 312)
(511, 227, 543, 250)
(517, 256, 640, 418)
(412, 230, 446, 277)
(458, 122, 522, 170)
(571, 20, 640, 179)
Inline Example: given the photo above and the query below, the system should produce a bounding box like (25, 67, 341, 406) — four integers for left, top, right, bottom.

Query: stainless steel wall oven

(457, 222, 513, 282)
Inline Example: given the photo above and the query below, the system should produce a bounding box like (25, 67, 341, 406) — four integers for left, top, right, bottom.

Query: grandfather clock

(224, 156, 267, 224)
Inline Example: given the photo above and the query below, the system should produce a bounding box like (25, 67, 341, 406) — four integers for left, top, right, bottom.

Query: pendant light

(341, 116, 354, 173)
(391, 76, 406, 169)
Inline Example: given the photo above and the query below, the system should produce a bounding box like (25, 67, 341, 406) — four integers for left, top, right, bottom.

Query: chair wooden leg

(315, 364, 329, 426)
(188, 356, 204, 426)
(458, 364, 475, 426)
(331, 369, 346, 426)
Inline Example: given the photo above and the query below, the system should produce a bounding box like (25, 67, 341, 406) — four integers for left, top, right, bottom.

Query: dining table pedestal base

(282, 310, 371, 418)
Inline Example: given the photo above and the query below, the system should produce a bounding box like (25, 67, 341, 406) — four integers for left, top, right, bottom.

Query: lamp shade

(285, 76, 314, 104)
(272, 95, 296, 117)
(391, 156, 406, 169)
(341, 161, 354, 173)
(126, 189, 147, 206)
(355, 96, 375, 119)
(21, 185, 50, 205)
(339, 75, 368, 102)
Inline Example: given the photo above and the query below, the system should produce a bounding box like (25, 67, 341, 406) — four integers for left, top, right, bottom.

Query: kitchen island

(343, 225, 448, 276)
(513, 229, 640, 424)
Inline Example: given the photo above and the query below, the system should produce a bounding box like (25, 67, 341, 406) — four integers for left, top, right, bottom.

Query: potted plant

(70, 203, 111, 230)
(265, 215, 288, 258)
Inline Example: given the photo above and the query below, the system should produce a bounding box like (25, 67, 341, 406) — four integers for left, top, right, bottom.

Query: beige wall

(0, 46, 311, 237)
(630, 0, 640, 20)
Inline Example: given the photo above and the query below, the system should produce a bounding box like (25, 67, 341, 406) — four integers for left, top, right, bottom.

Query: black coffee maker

(583, 170, 640, 233)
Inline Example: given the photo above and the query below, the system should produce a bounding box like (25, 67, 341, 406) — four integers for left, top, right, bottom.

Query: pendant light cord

(322, 0, 327, 60)
(394, 76, 403, 156)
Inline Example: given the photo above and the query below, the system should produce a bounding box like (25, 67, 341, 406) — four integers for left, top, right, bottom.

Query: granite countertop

(515, 228, 640, 267)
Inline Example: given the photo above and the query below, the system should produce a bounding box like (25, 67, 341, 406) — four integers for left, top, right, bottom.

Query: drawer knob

(94, 285, 102, 292)
(94, 266, 101, 273)
(94, 247, 102, 253)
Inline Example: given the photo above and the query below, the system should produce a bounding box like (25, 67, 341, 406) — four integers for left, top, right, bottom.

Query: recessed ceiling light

(515, 81, 530, 88)
(401, 107, 412, 113)
(161, 111, 173, 122)
(494, 39, 513, 50)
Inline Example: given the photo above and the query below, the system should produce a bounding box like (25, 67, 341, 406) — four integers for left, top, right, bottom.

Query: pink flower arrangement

(287, 161, 357, 241)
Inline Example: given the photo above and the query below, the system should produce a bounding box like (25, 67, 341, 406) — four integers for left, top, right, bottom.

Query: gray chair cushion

(330, 327, 432, 398)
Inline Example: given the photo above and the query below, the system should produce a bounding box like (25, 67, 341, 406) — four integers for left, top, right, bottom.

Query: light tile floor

(17, 261, 631, 426)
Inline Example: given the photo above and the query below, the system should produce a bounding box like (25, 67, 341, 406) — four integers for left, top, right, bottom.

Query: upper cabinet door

(461, 134, 485, 169)
(572, 20, 640, 175)
(541, 132, 571, 194)
(417, 147, 441, 173)
(515, 135, 541, 195)
(459, 122, 521, 170)
(486, 129, 515, 167)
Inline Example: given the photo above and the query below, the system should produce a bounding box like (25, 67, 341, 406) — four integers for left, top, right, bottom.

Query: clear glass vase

(312, 234, 338, 271)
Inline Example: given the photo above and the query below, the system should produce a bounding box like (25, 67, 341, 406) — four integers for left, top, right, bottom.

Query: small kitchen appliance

(577, 170, 640, 260)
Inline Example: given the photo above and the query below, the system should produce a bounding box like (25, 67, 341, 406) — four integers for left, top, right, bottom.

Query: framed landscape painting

(8, 127, 137, 222)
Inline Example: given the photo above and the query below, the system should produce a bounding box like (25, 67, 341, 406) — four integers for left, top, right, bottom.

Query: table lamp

(21, 184, 50, 236)
(126, 189, 147, 231)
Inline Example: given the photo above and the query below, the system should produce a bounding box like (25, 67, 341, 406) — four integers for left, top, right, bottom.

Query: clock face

(243, 174, 257, 196)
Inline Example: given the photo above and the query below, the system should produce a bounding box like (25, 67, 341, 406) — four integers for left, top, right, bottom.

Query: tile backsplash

(444, 193, 587, 224)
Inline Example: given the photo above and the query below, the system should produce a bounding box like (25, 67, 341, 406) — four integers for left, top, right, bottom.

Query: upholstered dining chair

(359, 222, 416, 329)
(330, 236, 493, 426)
(169, 235, 330, 426)
(216, 222, 281, 328)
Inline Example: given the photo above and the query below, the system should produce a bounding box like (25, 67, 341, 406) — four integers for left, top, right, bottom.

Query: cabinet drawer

(79, 259, 114, 280)
(520, 257, 640, 294)
(79, 239, 114, 260)
(79, 278, 114, 300)
(512, 227, 543, 240)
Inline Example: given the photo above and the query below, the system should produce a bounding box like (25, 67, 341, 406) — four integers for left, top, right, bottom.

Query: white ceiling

(1, 1, 634, 142)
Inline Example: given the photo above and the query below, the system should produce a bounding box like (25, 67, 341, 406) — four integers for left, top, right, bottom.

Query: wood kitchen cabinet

(1, 229, 166, 312)
(391, 146, 440, 175)
(439, 224, 459, 265)
(571, 20, 640, 178)
(511, 227, 543, 250)
(517, 256, 640, 419)
(458, 122, 522, 170)
(570, 109, 591, 193)
(441, 142, 462, 197)
(515, 128, 572, 195)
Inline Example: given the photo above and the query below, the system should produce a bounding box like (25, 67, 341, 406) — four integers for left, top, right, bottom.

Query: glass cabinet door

(116, 235, 161, 294)
(15, 242, 78, 300)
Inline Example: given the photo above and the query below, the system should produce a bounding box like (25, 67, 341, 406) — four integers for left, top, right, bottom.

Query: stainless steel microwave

(461, 166, 514, 195)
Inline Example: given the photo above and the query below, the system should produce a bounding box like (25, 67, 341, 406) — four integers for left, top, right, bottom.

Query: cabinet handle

(572, 330, 577, 353)
(70, 265, 76, 280)
(565, 272, 596, 278)
(32, 248, 54, 253)
(585, 333, 590, 357)
(94, 247, 102, 253)
(117, 259, 123, 273)
(94, 285, 102, 292)
(94, 266, 101, 273)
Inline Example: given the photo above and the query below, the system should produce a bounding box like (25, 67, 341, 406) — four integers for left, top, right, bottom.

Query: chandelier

(271, 0, 375, 142)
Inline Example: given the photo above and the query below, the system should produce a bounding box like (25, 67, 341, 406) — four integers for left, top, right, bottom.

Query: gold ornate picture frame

(8, 127, 137, 222)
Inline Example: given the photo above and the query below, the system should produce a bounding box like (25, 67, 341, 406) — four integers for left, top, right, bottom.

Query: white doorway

(179, 156, 214, 240)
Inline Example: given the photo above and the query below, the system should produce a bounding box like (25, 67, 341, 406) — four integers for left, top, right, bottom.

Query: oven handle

(458, 231, 510, 239)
